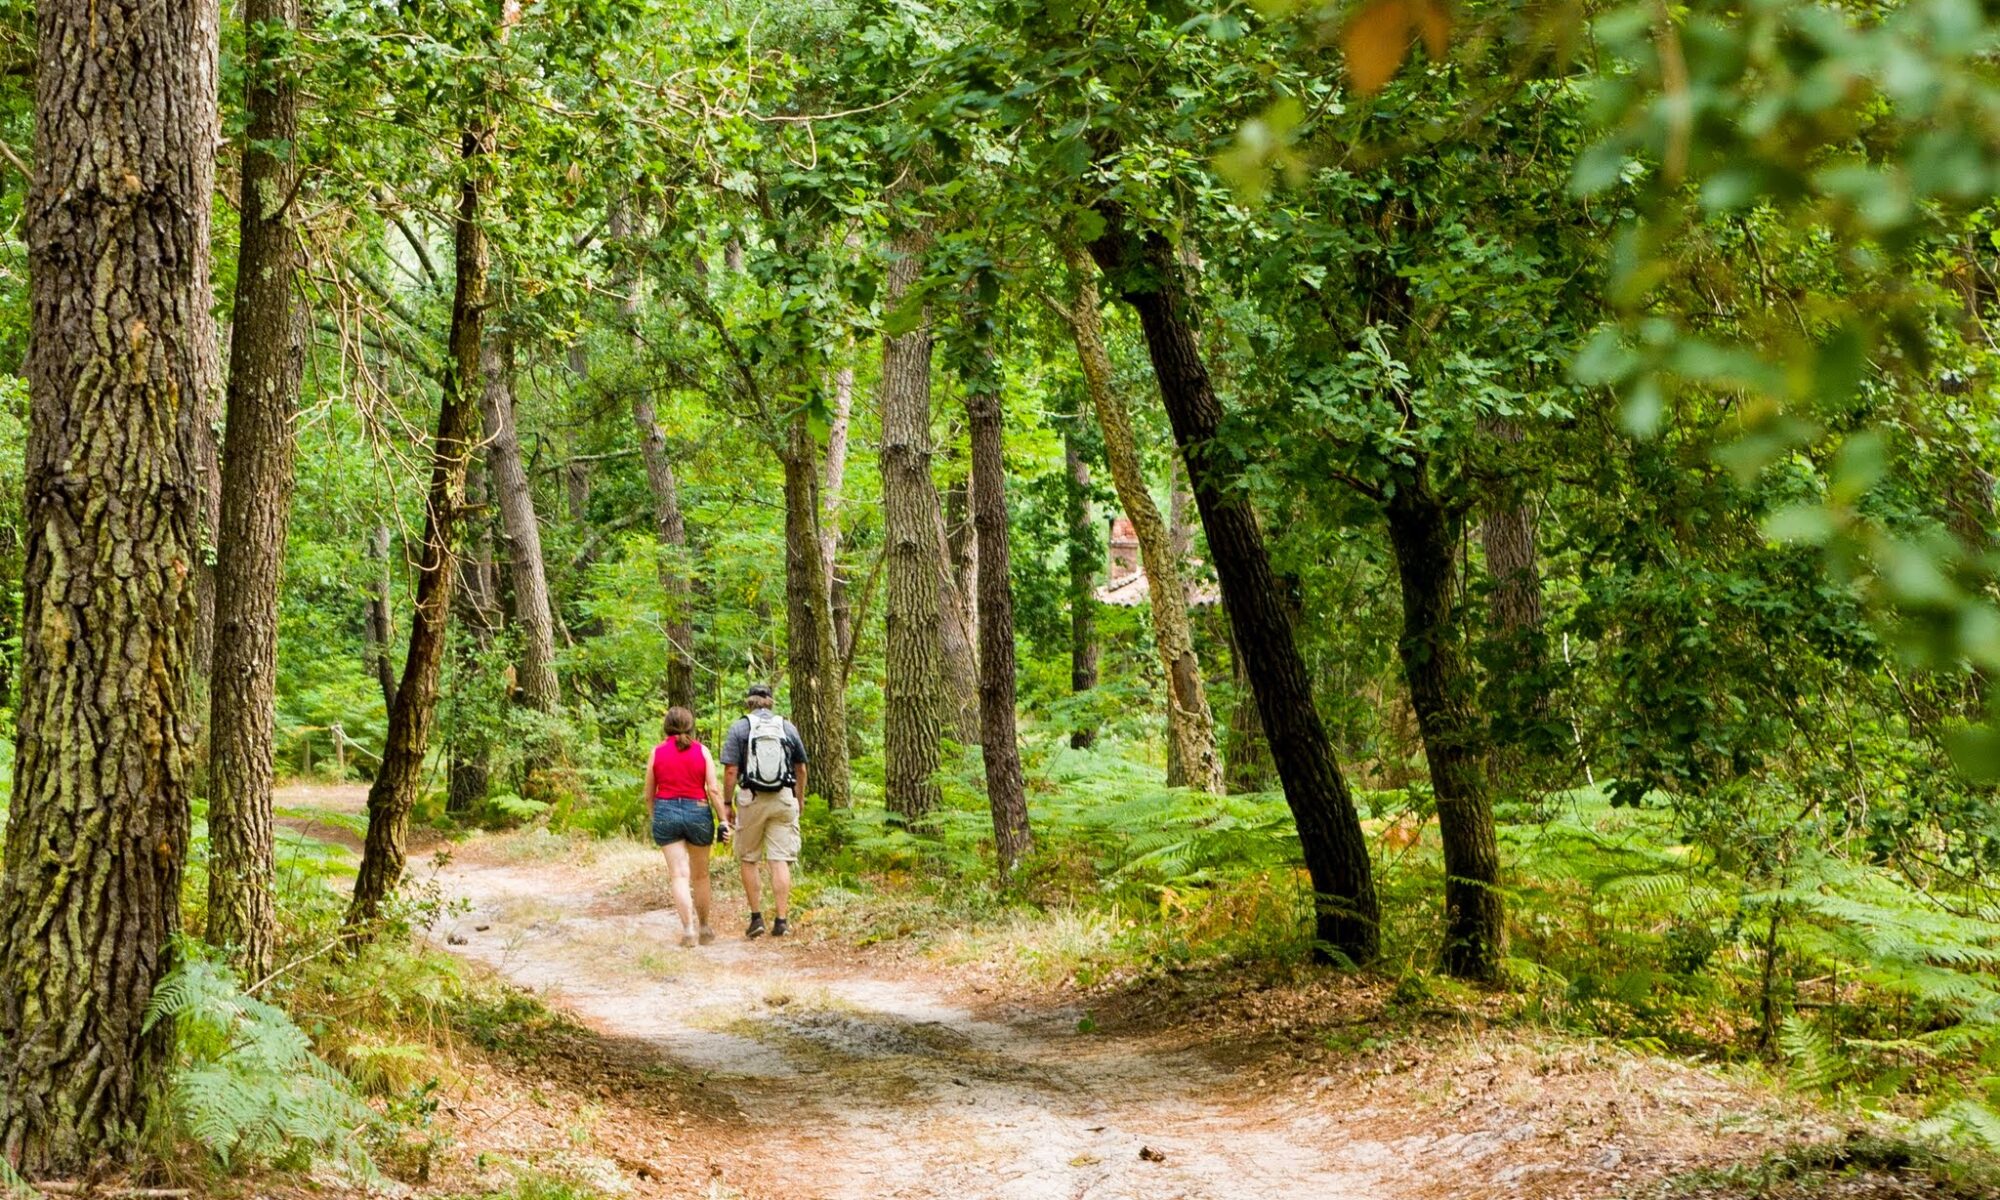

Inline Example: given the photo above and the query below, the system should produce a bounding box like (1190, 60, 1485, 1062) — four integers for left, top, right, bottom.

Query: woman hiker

(641, 705, 730, 947)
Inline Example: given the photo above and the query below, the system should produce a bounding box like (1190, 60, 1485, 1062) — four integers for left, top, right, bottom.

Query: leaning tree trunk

(347, 131, 487, 933)
(879, 227, 949, 821)
(479, 328, 559, 712)
(206, 0, 306, 984)
(782, 415, 851, 808)
(1064, 430, 1101, 750)
(965, 345, 1033, 873)
(0, 0, 219, 1171)
(1385, 467, 1506, 981)
(1061, 241, 1224, 794)
(1087, 212, 1379, 966)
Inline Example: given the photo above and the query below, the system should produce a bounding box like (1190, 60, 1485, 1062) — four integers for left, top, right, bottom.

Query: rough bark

(366, 523, 399, 711)
(1064, 431, 1101, 750)
(966, 356, 1033, 873)
(205, 0, 305, 983)
(0, 0, 218, 1170)
(444, 457, 499, 819)
(879, 227, 948, 821)
(1061, 241, 1224, 795)
(1087, 213, 1379, 966)
(347, 130, 487, 932)
(1386, 470, 1506, 981)
(479, 329, 559, 712)
(782, 416, 851, 808)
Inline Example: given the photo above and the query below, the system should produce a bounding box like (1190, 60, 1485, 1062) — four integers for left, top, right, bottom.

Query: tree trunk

(205, 0, 305, 984)
(633, 390, 697, 710)
(782, 416, 851, 808)
(879, 227, 948, 821)
(1479, 417, 1544, 654)
(966, 348, 1033, 873)
(1224, 624, 1276, 793)
(1061, 241, 1224, 794)
(0, 0, 218, 1170)
(823, 358, 855, 656)
(934, 484, 982, 741)
(1065, 431, 1100, 750)
(347, 130, 487, 933)
(479, 328, 559, 712)
(1385, 468, 1506, 981)
(366, 523, 399, 712)
(1087, 212, 1379, 966)
(444, 458, 499, 819)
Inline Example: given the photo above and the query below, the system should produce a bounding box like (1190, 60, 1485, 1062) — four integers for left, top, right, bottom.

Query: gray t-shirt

(720, 712, 809, 789)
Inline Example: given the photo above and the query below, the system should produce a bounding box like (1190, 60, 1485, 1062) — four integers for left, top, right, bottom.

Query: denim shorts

(650, 798, 715, 847)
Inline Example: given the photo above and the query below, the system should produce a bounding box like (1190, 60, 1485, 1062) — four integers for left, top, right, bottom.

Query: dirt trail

(431, 851, 1388, 1200)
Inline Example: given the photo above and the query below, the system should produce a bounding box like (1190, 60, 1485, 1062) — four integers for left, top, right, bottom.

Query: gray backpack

(742, 710, 789, 792)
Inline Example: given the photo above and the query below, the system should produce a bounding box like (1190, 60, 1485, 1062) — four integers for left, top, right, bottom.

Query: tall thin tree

(348, 126, 489, 931)
(206, 0, 307, 982)
(1087, 210, 1380, 966)
(1064, 428, 1100, 750)
(961, 297, 1032, 872)
(1058, 241, 1224, 794)
(0, 0, 220, 1169)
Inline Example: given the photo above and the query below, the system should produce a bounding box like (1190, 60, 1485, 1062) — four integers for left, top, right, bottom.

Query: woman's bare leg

(660, 841, 695, 942)
(688, 843, 715, 939)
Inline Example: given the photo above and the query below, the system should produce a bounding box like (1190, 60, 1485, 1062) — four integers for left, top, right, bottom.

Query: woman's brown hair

(662, 706, 695, 750)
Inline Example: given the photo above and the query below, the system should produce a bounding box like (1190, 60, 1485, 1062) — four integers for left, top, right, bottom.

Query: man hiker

(721, 683, 809, 938)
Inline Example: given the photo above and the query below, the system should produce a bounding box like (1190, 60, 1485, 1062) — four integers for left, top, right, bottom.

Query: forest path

(425, 839, 1398, 1200)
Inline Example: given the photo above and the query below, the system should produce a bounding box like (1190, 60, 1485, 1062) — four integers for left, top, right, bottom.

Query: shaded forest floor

(272, 785, 1979, 1200)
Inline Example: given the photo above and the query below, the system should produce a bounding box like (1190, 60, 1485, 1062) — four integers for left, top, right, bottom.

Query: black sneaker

(745, 913, 766, 939)
(771, 917, 790, 938)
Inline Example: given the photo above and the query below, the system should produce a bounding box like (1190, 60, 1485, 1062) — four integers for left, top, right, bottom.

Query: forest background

(2, 0, 2000, 1192)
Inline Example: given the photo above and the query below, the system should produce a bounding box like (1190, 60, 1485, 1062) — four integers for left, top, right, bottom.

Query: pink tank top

(651, 739, 708, 802)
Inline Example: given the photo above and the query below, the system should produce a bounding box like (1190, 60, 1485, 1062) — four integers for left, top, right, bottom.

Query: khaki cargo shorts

(734, 787, 800, 863)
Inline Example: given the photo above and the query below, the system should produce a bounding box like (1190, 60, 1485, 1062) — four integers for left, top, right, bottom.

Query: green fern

(1780, 1014, 1849, 1092)
(146, 945, 377, 1173)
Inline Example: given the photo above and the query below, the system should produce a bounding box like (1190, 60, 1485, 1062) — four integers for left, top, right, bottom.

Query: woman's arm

(641, 756, 656, 815)
(704, 747, 728, 828)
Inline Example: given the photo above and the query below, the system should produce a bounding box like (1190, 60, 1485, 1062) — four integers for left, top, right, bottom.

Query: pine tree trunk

(479, 328, 559, 712)
(0, 0, 218, 1170)
(1087, 213, 1380, 966)
(1385, 469, 1506, 981)
(1061, 241, 1224, 794)
(347, 131, 487, 933)
(367, 523, 399, 712)
(1065, 431, 1100, 750)
(879, 227, 948, 821)
(205, 0, 305, 983)
(782, 416, 851, 807)
(966, 356, 1032, 873)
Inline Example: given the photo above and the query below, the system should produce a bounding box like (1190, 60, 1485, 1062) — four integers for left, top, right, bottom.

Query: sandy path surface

(428, 852, 1392, 1200)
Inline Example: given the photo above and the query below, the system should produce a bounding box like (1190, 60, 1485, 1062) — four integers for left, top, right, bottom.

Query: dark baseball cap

(745, 683, 774, 699)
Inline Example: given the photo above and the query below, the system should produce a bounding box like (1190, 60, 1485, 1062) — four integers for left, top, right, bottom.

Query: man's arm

(724, 764, 740, 816)
(792, 762, 808, 798)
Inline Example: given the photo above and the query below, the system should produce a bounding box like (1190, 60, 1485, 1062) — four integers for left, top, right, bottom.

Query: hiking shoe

(771, 917, 790, 938)
(679, 931, 697, 948)
(745, 913, 766, 939)
(698, 927, 717, 945)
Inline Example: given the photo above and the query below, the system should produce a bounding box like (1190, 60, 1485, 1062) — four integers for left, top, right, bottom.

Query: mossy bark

(0, 0, 219, 1170)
